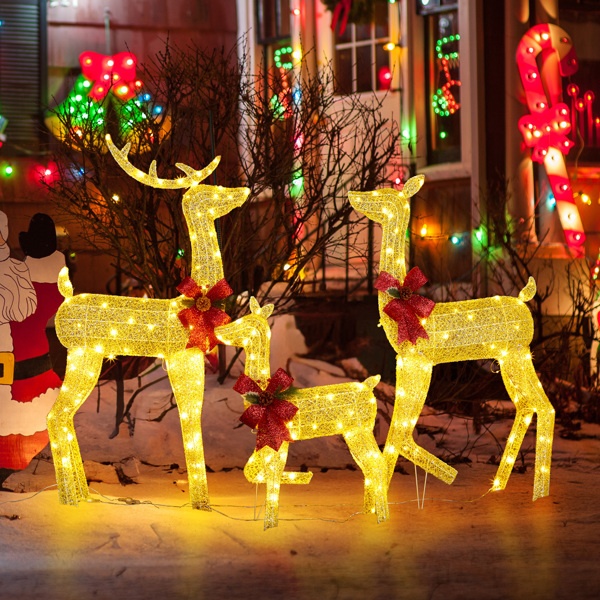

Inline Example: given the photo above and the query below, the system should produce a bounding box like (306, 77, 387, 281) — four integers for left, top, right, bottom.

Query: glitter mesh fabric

(47, 137, 249, 508)
(215, 298, 390, 529)
(349, 178, 555, 500)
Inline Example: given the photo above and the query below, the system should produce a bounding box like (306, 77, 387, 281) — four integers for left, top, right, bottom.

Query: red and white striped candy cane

(516, 23, 585, 252)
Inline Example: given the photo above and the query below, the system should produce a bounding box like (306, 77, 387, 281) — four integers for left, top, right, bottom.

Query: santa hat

(19, 213, 57, 259)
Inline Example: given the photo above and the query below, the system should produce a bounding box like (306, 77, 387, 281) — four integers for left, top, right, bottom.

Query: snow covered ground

(2, 317, 600, 598)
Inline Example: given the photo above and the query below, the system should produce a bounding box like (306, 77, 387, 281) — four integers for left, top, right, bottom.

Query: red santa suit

(0, 210, 63, 469)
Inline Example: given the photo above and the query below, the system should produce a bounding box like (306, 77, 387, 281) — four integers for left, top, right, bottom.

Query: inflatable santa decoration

(0, 213, 64, 474)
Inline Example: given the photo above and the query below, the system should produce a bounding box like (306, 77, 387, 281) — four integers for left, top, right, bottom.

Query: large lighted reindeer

(215, 298, 389, 529)
(349, 177, 555, 500)
(47, 135, 249, 508)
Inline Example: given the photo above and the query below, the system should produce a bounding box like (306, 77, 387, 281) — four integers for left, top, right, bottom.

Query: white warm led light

(349, 176, 554, 501)
(216, 298, 389, 529)
(48, 136, 249, 508)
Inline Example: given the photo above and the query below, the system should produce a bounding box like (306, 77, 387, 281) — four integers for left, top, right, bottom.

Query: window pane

(258, 0, 276, 40)
(335, 48, 353, 95)
(374, 2, 389, 39)
(356, 45, 372, 93)
(375, 44, 391, 90)
(335, 22, 352, 44)
(257, 0, 290, 40)
(355, 22, 371, 41)
(279, 0, 290, 37)
(427, 11, 461, 163)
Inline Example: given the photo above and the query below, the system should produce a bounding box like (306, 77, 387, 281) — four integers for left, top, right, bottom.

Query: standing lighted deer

(349, 177, 555, 500)
(215, 298, 389, 529)
(47, 135, 249, 508)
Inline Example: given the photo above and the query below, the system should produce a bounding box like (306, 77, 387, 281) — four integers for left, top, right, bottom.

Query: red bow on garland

(79, 51, 141, 101)
(177, 277, 232, 352)
(331, 0, 352, 36)
(374, 267, 435, 346)
(234, 368, 298, 452)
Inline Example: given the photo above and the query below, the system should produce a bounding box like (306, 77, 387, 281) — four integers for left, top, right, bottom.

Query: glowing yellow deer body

(349, 177, 555, 500)
(215, 298, 389, 529)
(48, 136, 249, 508)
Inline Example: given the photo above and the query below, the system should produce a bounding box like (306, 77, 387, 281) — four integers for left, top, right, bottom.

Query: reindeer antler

(105, 134, 221, 189)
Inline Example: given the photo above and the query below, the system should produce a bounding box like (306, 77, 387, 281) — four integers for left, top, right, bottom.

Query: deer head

(348, 175, 425, 224)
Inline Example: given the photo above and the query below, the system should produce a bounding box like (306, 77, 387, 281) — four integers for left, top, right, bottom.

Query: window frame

(332, 12, 393, 95)
(410, 0, 477, 183)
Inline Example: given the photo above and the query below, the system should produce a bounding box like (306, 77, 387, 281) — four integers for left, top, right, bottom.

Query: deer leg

(499, 348, 555, 499)
(533, 402, 554, 500)
(491, 405, 533, 492)
(344, 429, 389, 523)
(260, 445, 288, 530)
(47, 349, 103, 505)
(168, 348, 209, 511)
(384, 353, 457, 486)
(244, 450, 312, 485)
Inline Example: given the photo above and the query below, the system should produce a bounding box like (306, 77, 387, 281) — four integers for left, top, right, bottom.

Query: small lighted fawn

(47, 136, 249, 508)
(215, 298, 389, 529)
(349, 177, 555, 500)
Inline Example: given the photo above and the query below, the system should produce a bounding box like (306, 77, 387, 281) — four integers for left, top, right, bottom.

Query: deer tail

(58, 267, 73, 299)
(518, 277, 536, 303)
(363, 375, 381, 390)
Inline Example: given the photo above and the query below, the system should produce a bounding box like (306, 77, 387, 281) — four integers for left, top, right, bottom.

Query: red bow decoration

(177, 277, 232, 352)
(79, 51, 142, 101)
(374, 268, 435, 346)
(331, 0, 352, 36)
(234, 368, 298, 452)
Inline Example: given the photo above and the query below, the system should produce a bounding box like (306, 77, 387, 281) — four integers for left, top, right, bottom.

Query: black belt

(11, 353, 53, 381)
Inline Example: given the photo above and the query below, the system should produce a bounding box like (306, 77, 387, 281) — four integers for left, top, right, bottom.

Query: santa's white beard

(0, 246, 37, 324)
(0, 383, 58, 436)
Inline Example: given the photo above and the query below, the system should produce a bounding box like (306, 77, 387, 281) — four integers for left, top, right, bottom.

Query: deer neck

(217, 315, 272, 384)
(242, 317, 272, 383)
(244, 336, 271, 384)
(378, 206, 410, 284)
(184, 205, 224, 287)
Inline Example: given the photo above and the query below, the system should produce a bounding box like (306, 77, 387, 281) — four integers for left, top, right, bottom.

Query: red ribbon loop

(235, 368, 298, 452)
(374, 267, 435, 346)
(177, 277, 232, 352)
(331, 0, 352, 36)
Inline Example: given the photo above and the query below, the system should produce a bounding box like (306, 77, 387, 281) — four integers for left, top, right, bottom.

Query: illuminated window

(255, 0, 295, 177)
(334, 3, 391, 94)
(421, 3, 461, 164)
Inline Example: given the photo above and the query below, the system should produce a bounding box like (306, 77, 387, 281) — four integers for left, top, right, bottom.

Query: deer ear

(261, 304, 274, 319)
(249, 296, 260, 314)
(402, 175, 425, 198)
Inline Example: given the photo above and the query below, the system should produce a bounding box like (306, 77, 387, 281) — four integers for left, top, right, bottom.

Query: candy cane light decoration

(516, 24, 585, 253)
